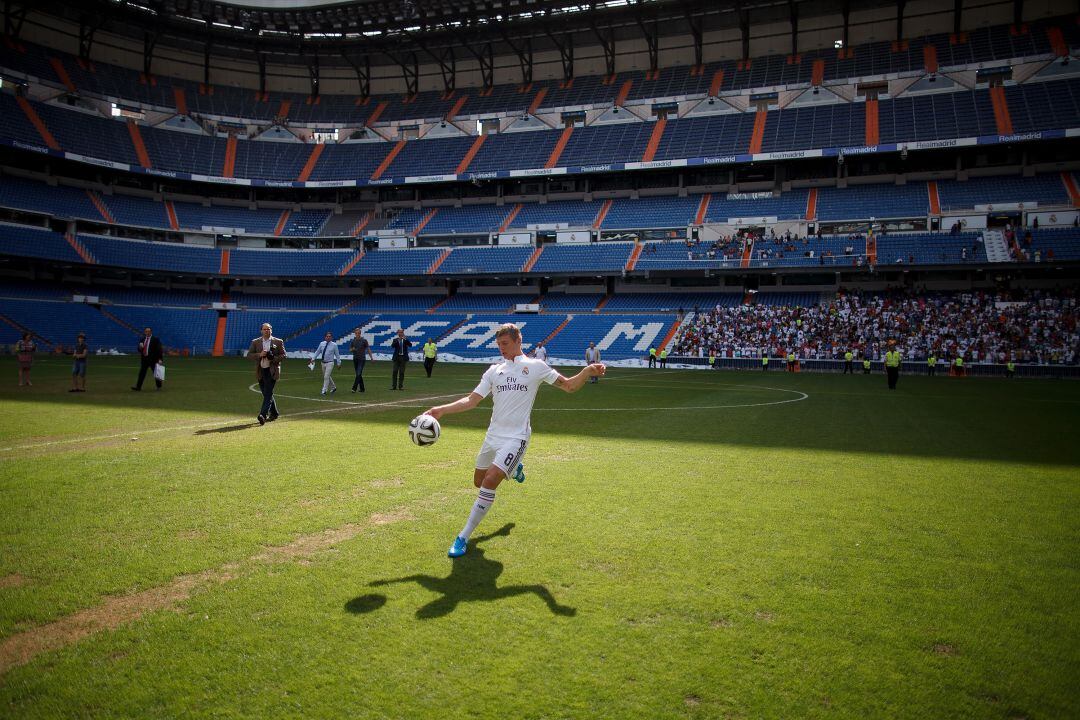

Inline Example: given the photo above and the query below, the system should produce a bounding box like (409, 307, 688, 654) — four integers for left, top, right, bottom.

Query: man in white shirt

(425, 323, 605, 558)
(311, 331, 341, 394)
(530, 342, 548, 362)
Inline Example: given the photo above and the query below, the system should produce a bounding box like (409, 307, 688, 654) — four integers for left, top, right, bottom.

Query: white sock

(460, 487, 496, 540)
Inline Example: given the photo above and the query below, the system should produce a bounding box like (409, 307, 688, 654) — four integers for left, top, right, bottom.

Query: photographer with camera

(248, 322, 286, 425)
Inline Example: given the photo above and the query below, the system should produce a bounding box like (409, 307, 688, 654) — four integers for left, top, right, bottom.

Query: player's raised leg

(451, 438, 526, 556)
(450, 465, 506, 557)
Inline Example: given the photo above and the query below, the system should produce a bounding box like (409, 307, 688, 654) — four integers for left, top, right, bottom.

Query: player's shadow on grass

(193, 422, 261, 435)
(347, 523, 576, 620)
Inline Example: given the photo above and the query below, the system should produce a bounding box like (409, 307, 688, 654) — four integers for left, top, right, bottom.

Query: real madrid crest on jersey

(521, 367, 530, 375)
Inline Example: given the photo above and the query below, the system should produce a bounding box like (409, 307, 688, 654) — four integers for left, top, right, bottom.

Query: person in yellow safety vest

(954, 356, 964, 377)
(708, 350, 717, 369)
(885, 344, 902, 390)
(1006, 360, 1016, 378)
(843, 350, 854, 374)
(422, 339, 438, 378)
(862, 357, 871, 374)
(648, 347, 657, 368)
(786, 351, 796, 372)
(762, 355, 769, 371)
(659, 348, 668, 368)
(927, 353, 937, 377)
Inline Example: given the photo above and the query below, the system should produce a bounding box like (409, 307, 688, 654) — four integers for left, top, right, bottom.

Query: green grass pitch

(0, 356, 1077, 719)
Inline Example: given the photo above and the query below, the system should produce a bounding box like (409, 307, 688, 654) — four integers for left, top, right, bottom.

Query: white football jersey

(473, 354, 560, 439)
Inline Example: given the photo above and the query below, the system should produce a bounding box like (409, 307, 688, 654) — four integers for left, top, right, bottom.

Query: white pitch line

(0, 373, 799, 454)
(0, 390, 470, 454)
(533, 386, 810, 411)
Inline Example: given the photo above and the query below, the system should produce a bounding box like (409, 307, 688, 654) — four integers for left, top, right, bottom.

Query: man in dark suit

(131, 327, 164, 391)
(248, 322, 286, 425)
(390, 328, 412, 391)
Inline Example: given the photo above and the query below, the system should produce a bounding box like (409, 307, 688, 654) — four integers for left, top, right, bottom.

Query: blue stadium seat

(530, 242, 634, 273)
(434, 246, 534, 274)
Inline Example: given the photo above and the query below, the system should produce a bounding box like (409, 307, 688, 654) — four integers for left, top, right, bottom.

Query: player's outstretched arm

(555, 363, 606, 393)
(425, 392, 483, 420)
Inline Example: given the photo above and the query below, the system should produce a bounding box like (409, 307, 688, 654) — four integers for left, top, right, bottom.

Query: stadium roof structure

(22, 0, 908, 89)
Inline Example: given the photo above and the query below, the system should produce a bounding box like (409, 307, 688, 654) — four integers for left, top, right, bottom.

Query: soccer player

(424, 323, 605, 558)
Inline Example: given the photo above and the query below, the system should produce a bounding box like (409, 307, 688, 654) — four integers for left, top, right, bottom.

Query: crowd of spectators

(1008, 224, 1060, 263)
(652, 235, 743, 262)
(673, 287, 1079, 365)
(754, 228, 865, 265)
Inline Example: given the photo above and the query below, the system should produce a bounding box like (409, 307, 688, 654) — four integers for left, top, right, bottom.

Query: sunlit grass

(0, 357, 1077, 718)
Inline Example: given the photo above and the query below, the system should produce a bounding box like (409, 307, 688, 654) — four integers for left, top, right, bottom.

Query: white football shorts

(475, 434, 530, 476)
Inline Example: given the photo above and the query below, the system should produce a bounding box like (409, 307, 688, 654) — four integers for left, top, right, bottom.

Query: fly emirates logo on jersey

(495, 367, 530, 394)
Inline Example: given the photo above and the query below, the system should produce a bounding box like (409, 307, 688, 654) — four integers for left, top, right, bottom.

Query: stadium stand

(230, 293, 357, 311)
(704, 190, 810, 223)
(676, 288, 1079, 364)
(2, 18, 1078, 128)
(228, 248, 355, 277)
(544, 314, 678, 360)
(0, 223, 83, 264)
(602, 293, 743, 312)
(937, 174, 1072, 211)
(0, 175, 104, 222)
(433, 246, 534, 275)
(171, 202, 280, 235)
(0, 298, 142, 349)
(538, 294, 605, 313)
(2, 280, 1076, 365)
(418, 206, 513, 236)
(529, 242, 635, 273)
(222, 310, 331, 354)
(1, 171, 1076, 259)
(816, 183, 929, 220)
(77, 234, 221, 274)
(510, 200, 604, 229)
(100, 192, 172, 230)
(105, 305, 218, 353)
(0, 14, 1075, 368)
(346, 248, 445, 276)
(434, 294, 536, 313)
(634, 241, 744, 271)
(1020, 227, 1080, 260)
(342, 295, 440, 313)
(603, 196, 700, 229)
(7, 76, 1079, 184)
(876, 232, 986, 265)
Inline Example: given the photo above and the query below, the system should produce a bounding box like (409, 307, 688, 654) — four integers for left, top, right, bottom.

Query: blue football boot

(448, 536, 468, 558)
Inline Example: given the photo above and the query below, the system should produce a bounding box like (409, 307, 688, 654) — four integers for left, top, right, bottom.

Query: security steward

(422, 338, 438, 378)
(885, 343, 902, 390)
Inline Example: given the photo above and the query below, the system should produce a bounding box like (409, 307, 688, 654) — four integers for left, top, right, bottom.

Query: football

(408, 414, 441, 446)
